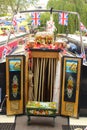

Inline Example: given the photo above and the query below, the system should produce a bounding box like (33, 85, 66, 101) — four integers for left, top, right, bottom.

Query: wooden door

(6, 55, 25, 115)
(61, 56, 82, 118)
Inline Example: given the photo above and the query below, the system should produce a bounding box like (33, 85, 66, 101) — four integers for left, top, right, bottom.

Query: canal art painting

(64, 60, 78, 102)
(9, 59, 21, 100)
(66, 75, 74, 99)
(12, 75, 18, 98)
(9, 74, 21, 100)
(61, 56, 82, 118)
(9, 59, 21, 71)
(6, 55, 25, 115)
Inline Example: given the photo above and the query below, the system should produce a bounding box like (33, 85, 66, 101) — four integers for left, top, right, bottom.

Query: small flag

(31, 12, 40, 26)
(81, 51, 86, 58)
(2, 46, 10, 58)
(58, 12, 68, 26)
(80, 22, 86, 32)
(12, 17, 17, 26)
(81, 51, 86, 63)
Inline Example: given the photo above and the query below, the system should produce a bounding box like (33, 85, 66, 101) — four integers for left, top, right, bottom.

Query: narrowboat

(0, 9, 87, 119)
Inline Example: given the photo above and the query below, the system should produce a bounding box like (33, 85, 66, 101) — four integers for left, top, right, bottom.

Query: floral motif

(12, 75, 18, 98)
(66, 75, 74, 98)
(26, 101, 57, 116)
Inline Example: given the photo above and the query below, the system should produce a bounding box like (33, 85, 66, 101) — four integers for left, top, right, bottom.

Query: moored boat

(0, 9, 87, 118)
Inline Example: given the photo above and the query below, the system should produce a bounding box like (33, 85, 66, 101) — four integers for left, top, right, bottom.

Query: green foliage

(46, 0, 87, 34)
(40, 13, 50, 26)
(0, 0, 38, 15)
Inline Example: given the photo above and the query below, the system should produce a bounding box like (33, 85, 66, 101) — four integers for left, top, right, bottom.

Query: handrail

(4, 9, 86, 64)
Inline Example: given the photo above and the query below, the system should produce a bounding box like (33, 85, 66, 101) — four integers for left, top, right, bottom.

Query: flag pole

(77, 13, 87, 64)
(5, 11, 17, 46)
(77, 13, 84, 54)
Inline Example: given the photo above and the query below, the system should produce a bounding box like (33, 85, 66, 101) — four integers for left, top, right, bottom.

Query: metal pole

(77, 13, 84, 53)
(5, 11, 17, 45)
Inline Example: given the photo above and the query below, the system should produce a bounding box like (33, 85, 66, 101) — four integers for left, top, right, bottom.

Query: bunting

(12, 17, 17, 26)
(80, 22, 87, 32)
(31, 12, 40, 26)
(81, 51, 86, 63)
(59, 12, 68, 26)
(2, 46, 10, 58)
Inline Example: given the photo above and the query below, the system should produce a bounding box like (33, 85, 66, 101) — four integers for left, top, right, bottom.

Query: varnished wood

(61, 57, 82, 118)
(31, 51, 59, 59)
(6, 55, 24, 115)
(25, 53, 29, 105)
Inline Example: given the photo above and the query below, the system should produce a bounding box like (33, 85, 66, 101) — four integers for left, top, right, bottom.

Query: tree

(47, 0, 87, 34)
(0, 0, 38, 16)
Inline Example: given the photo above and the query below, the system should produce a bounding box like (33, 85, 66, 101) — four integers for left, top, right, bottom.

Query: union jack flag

(80, 50, 86, 63)
(81, 51, 86, 58)
(80, 22, 86, 31)
(12, 17, 17, 26)
(31, 12, 40, 26)
(2, 46, 10, 58)
(58, 12, 68, 26)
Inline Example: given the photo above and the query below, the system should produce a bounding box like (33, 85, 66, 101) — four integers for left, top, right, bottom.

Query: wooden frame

(61, 56, 82, 118)
(24, 52, 29, 105)
(27, 50, 60, 114)
(6, 55, 25, 115)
